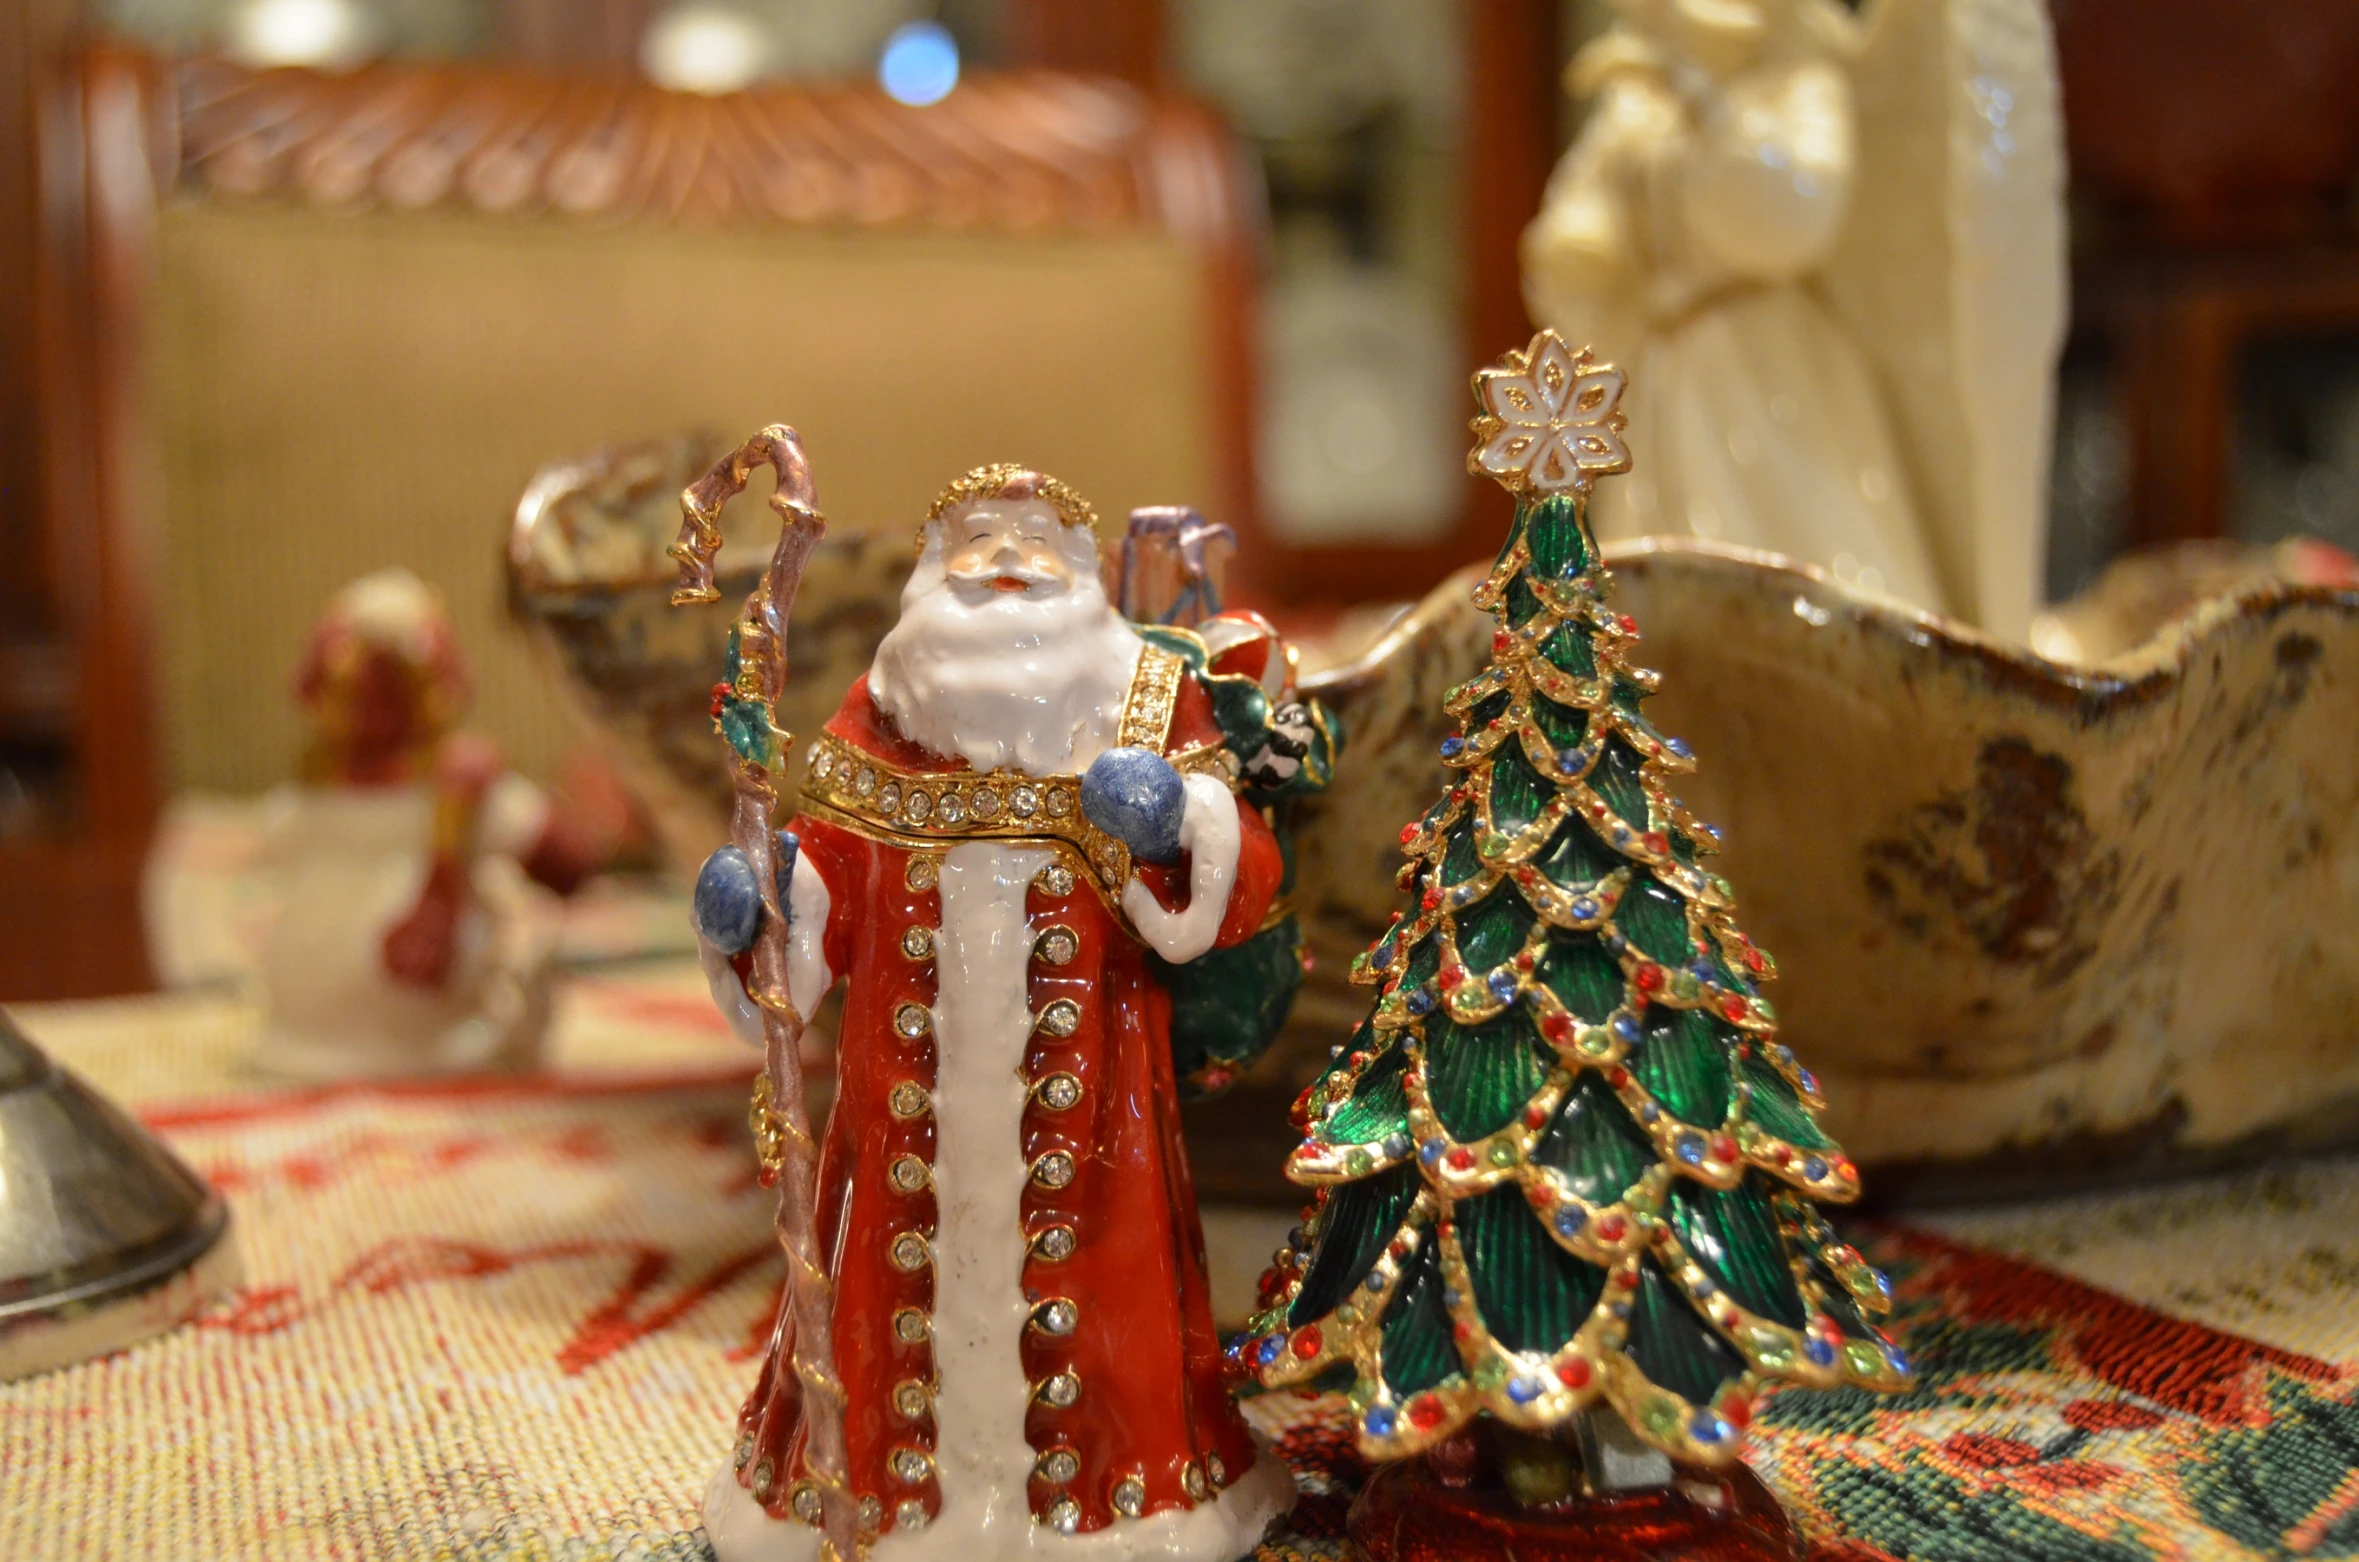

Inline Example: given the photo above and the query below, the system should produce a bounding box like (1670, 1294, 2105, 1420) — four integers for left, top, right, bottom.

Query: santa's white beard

(869, 537, 1145, 777)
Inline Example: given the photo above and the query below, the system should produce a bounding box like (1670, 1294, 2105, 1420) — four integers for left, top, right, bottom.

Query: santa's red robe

(724, 664, 1284, 1547)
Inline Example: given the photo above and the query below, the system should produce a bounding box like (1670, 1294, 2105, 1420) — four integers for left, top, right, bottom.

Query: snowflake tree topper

(1468, 330, 1631, 497)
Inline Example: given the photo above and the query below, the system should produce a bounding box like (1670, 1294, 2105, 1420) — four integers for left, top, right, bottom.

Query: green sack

(1156, 915, 1309, 1101)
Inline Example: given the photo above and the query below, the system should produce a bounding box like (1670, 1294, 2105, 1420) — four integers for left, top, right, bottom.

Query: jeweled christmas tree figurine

(1246, 332, 1912, 1560)
(675, 435, 1303, 1562)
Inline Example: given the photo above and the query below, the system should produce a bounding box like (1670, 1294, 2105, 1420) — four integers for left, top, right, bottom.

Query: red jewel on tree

(1247, 333, 1911, 1560)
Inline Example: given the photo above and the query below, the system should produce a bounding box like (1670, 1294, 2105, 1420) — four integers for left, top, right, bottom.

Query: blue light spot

(1883, 1344, 1910, 1374)
(1406, 988, 1436, 1017)
(1799, 1069, 1820, 1094)
(1364, 1404, 1397, 1437)
(1803, 1337, 1835, 1367)
(1257, 1335, 1284, 1366)
(1667, 738, 1692, 760)
(1381, 1133, 1412, 1160)
(1419, 1138, 1447, 1166)
(1553, 1208, 1585, 1237)
(1802, 1155, 1828, 1181)
(1570, 897, 1597, 921)
(1364, 1272, 1387, 1293)
(1507, 1376, 1544, 1405)
(1693, 1275, 1717, 1298)
(1638, 1104, 1660, 1125)
(1612, 1014, 1640, 1042)
(1674, 1133, 1703, 1165)
(879, 21, 959, 105)
(1487, 970, 1518, 1004)
(1441, 1289, 1461, 1310)
(1556, 748, 1583, 772)
(1440, 736, 1464, 759)
(1690, 1413, 1728, 1443)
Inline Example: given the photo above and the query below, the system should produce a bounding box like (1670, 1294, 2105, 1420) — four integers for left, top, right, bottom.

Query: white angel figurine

(1522, 0, 2065, 639)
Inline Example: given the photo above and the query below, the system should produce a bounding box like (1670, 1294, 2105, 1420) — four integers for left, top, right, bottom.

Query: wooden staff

(669, 427, 855, 1562)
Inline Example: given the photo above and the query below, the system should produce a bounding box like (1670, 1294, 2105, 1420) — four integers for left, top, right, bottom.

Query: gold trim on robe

(796, 646, 1237, 907)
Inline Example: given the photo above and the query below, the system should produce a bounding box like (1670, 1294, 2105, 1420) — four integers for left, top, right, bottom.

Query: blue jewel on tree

(1080, 746, 1185, 865)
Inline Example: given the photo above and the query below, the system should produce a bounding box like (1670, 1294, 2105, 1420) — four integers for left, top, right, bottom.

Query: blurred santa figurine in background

(693, 465, 1297, 1562)
(256, 567, 600, 1080)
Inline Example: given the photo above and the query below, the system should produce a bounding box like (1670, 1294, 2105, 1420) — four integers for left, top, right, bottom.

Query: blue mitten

(1080, 747, 1186, 866)
(691, 832, 799, 955)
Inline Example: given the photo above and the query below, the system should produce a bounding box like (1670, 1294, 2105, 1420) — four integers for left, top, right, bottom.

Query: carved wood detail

(162, 51, 1232, 236)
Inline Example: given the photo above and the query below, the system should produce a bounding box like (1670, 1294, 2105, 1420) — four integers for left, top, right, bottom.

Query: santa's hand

(1081, 747, 1186, 865)
(1122, 772, 1240, 964)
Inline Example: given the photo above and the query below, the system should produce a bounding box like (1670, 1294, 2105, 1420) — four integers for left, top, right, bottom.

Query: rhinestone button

(972, 786, 1001, 819)
(1037, 999, 1081, 1038)
(734, 1434, 754, 1471)
(906, 790, 932, 822)
(893, 1307, 930, 1343)
(1111, 1476, 1146, 1518)
(1031, 1151, 1076, 1189)
(1046, 788, 1072, 818)
(894, 1380, 932, 1420)
(1011, 786, 1040, 819)
(1036, 1449, 1080, 1484)
(906, 856, 939, 892)
(1035, 926, 1078, 966)
(890, 1232, 930, 1271)
(1031, 1224, 1077, 1262)
(895, 1002, 933, 1038)
(811, 747, 834, 779)
(1037, 864, 1074, 897)
(902, 925, 934, 959)
(878, 782, 903, 814)
(854, 767, 878, 798)
(1182, 1461, 1208, 1500)
(753, 1458, 776, 1502)
(891, 1447, 933, 1484)
(1207, 1454, 1227, 1486)
(936, 792, 966, 825)
(1031, 1298, 1078, 1335)
(889, 1155, 930, 1192)
(1034, 1072, 1081, 1111)
(889, 1081, 931, 1118)
(895, 1500, 929, 1531)
(1046, 1498, 1081, 1534)
(860, 1496, 883, 1529)
(1037, 1371, 1081, 1408)
(790, 1483, 821, 1523)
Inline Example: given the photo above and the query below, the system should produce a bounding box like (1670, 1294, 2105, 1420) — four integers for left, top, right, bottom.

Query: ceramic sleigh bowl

(506, 433, 914, 875)
(1289, 538, 2359, 1202)
(508, 441, 2359, 1202)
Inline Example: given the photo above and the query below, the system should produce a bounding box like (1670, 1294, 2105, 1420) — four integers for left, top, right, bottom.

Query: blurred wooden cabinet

(3, 42, 1260, 998)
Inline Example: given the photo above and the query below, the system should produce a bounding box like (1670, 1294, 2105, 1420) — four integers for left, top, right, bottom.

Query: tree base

(1346, 1453, 1801, 1562)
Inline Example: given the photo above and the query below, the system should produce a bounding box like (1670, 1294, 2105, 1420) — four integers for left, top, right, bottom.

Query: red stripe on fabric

(138, 1064, 773, 1131)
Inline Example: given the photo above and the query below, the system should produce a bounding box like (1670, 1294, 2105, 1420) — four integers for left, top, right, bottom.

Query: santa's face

(868, 499, 1144, 777)
(941, 497, 1079, 598)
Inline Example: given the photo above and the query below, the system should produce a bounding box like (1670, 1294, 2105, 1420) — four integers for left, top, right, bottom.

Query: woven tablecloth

(6, 976, 2356, 1560)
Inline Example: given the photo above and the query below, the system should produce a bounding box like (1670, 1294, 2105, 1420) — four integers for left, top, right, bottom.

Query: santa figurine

(694, 465, 1298, 1562)
(256, 568, 597, 1079)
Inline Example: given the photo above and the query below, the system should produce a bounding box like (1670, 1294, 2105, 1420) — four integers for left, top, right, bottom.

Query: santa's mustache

(944, 560, 1066, 595)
